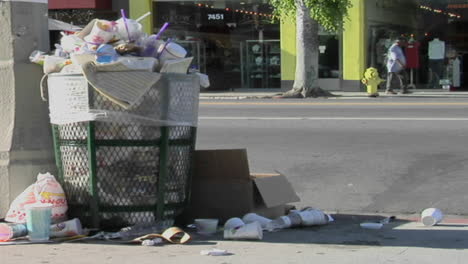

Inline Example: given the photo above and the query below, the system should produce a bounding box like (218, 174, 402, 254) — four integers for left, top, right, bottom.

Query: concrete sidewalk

(200, 89, 468, 100)
(2, 213, 468, 264)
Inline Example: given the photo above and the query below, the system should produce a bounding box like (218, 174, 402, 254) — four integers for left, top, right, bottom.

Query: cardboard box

(185, 149, 300, 223)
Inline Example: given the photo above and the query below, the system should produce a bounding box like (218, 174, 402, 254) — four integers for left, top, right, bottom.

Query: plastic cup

(224, 222, 263, 240)
(242, 213, 272, 228)
(0, 223, 28, 242)
(299, 209, 328, 226)
(224, 217, 245, 230)
(116, 18, 143, 42)
(157, 42, 187, 65)
(194, 219, 218, 235)
(25, 203, 53, 242)
(50, 218, 83, 238)
(421, 208, 444, 226)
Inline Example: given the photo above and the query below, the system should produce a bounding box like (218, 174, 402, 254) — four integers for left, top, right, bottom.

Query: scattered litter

(379, 216, 396, 224)
(200, 248, 231, 256)
(360, 222, 383, 230)
(50, 218, 83, 238)
(224, 222, 263, 240)
(421, 208, 444, 226)
(266, 208, 329, 232)
(141, 238, 164, 246)
(0, 223, 28, 242)
(224, 217, 245, 230)
(242, 213, 271, 229)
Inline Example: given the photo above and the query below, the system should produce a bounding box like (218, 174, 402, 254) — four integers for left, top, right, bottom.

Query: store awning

(48, 18, 82, 32)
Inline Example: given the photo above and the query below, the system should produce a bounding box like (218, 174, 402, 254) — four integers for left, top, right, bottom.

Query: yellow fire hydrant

(362, 67, 384, 97)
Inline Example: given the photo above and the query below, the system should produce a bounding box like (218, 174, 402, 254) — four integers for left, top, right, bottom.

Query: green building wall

(280, 0, 367, 91)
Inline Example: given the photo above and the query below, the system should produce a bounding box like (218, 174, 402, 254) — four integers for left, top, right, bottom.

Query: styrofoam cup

(157, 42, 187, 64)
(224, 222, 263, 240)
(224, 217, 245, 230)
(50, 218, 83, 238)
(84, 20, 116, 45)
(242, 213, 272, 228)
(299, 209, 328, 226)
(421, 208, 444, 226)
(194, 219, 218, 235)
(25, 203, 53, 242)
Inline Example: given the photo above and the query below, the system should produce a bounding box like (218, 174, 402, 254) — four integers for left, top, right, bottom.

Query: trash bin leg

(87, 122, 100, 228)
(157, 126, 170, 221)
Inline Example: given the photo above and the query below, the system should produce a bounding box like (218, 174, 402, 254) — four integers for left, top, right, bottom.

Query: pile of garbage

(30, 10, 209, 88)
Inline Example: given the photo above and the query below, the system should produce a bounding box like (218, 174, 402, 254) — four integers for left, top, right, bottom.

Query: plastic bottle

(0, 223, 28, 242)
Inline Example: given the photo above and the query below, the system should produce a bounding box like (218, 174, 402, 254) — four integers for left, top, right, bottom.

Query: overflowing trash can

(47, 72, 200, 229)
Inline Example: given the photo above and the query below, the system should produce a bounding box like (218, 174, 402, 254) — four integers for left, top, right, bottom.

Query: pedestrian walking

(386, 37, 412, 94)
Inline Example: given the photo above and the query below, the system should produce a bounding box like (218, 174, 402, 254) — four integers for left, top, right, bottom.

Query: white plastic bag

(5, 172, 68, 224)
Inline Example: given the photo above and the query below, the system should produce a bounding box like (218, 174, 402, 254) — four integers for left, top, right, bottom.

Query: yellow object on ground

(362, 67, 384, 97)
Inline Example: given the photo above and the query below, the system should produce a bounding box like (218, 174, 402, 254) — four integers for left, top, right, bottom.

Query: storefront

(149, 1, 341, 91)
(150, 1, 279, 90)
(366, 0, 468, 90)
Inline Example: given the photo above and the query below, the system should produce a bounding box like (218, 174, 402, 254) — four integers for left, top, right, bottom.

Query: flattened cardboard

(251, 174, 300, 208)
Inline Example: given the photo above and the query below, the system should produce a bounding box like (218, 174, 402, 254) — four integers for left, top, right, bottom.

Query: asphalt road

(196, 97, 468, 215)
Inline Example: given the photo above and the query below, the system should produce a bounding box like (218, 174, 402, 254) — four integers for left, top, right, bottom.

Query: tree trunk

(280, 0, 334, 98)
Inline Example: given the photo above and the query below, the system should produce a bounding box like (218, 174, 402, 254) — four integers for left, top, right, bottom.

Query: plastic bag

(5, 172, 68, 224)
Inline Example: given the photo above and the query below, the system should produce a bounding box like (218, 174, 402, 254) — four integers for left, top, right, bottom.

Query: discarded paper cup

(360, 222, 383, 230)
(421, 208, 444, 226)
(84, 20, 116, 46)
(224, 217, 245, 230)
(194, 219, 218, 235)
(50, 218, 83, 238)
(25, 203, 53, 242)
(224, 222, 263, 240)
(242, 213, 272, 228)
(299, 209, 328, 226)
(157, 42, 187, 64)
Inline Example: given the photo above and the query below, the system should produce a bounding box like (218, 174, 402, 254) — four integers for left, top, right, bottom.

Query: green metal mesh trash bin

(47, 73, 199, 229)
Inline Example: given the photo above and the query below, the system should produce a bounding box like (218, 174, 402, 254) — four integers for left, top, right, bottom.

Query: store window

(153, 1, 280, 90)
(367, 0, 468, 90)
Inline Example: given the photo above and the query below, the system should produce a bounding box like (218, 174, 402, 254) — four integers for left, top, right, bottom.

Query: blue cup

(25, 203, 53, 242)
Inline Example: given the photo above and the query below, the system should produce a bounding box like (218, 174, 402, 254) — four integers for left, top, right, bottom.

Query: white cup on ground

(299, 209, 328, 226)
(421, 208, 444, 226)
(242, 213, 272, 229)
(224, 222, 263, 240)
(50, 218, 83, 238)
(194, 219, 218, 235)
(224, 218, 245, 230)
